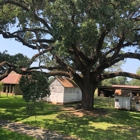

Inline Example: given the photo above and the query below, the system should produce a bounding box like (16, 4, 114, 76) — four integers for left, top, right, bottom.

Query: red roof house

(1, 71, 22, 95)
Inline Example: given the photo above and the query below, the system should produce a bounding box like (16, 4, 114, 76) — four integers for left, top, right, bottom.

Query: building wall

(115, 96, 132, 110)
(63, 87, 82, 103)
(47, 79, 82, 104)
(47, 79, 64, 103)
(2, 84, 22, 95)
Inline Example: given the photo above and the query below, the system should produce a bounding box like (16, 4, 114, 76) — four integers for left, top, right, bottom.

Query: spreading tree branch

(92, 31, 107, 68)
(53, 54, 75, 78)
(27, 65, 62, 71)
(0, 0, 30, 11)
(111, 34, 125, 59)
(96, 52, 140, 73)
(99, 71, 140, 81)
(0, 68, 12, 81)
(33, 11, 52, 32)
(13, 28, 51, 35)
(28, 46, 54, 65)
(0, 31, 37, 49)
(0, 61, 14, 67)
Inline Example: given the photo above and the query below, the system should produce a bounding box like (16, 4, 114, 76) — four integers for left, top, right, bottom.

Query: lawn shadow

(23, 98, 140, 140)
(24, 111, 140, 140)
(0, 127, 36, 140)
(0, 97, 63, 121)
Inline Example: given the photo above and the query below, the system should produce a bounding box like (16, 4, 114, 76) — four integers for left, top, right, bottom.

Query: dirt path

(0, 120, 79, 140)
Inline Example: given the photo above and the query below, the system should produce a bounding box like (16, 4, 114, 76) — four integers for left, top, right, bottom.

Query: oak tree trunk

(80, 73, 97, 110)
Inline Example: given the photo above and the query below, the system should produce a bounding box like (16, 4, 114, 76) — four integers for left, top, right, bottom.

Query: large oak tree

(0, 0, 140, 110)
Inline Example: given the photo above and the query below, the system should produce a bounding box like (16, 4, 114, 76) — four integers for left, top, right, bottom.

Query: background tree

(0, 0, 140, 110)
(117, 76, 128, 85)
(101, 76, 128, 86)
(101, 78, 118, 86)
(0, 50, 29, 79)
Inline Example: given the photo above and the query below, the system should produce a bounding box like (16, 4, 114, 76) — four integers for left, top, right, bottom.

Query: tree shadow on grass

(0, 127, 36, 140)
(0, 97, 63, 121)
(24, 109, 140, 140)
(0, 98, 28, 121)
(102, 108, 140, 126)
(25, 118, 140, 140)
(0, 106, 63, 122)
(1, 97, 139, 139)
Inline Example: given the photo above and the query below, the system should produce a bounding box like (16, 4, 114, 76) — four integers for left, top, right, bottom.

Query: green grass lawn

(0, 93, 140, 140)
(0, 127, 36, 140)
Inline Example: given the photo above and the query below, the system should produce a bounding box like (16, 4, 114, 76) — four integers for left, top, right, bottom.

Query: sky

(0, 35, 38, 67)
(0, 35, 140, 74)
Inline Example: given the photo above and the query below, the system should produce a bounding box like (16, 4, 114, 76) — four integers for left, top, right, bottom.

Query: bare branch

(95, 57, 122, 74)
(0, 69, 12, 81)
(28, 46, 54, 65)
(32, 39, 55, 44)
(0, 31, 37, 49)
(96, 31, 107, 55)
(103, 41, 138, 59)
(46, 71, 70, 77)
(33, 12, 52, 32)
(68, 47, 87, 72)
(13, 28, 51, 35)
(0, 0, 29, 11)
(96, 52, 140, 73)
(118, 52, 140, 60)
(99, 71, 140, 81)
(0, 61, 14, 67)
(53, 54, 75, 75)
(18, 69, 70, 78)
(91, 31, 107, 68)
(27, 65, 62, 71)
(111, 34, 125, 59)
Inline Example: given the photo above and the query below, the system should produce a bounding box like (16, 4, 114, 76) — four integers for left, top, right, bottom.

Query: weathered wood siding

(47, 78, 82, 104)
(47, 79, 64, 103)
(63, 87, 82, 103)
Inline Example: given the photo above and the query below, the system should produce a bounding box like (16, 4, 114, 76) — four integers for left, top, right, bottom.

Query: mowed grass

(0, 93, 140, 140)
(0, 127, 36, 140)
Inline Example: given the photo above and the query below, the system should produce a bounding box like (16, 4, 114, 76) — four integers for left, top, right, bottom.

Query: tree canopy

(0, 50, 29, 79)
(101, 76, 128, 86)
(0, 0, 140, 110)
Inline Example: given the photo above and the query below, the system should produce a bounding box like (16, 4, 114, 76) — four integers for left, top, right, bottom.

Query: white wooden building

(114, 89, 132, 110)
(46, 77, 82, 104)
